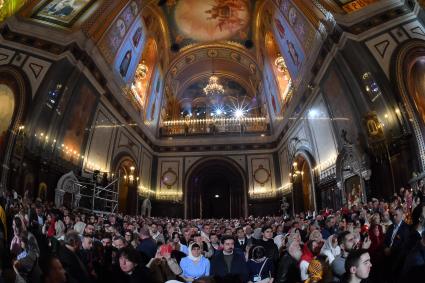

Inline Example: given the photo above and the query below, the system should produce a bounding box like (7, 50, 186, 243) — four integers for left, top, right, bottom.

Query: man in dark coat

(400, 230, 425, 283)
(235, 227, 251, 253)
(384, 206, 410, 282)
(137, 228, 157, 265)
(57, 230, 91, 283)
(211, 235, 249, 282)
(275, 235, 302, 283)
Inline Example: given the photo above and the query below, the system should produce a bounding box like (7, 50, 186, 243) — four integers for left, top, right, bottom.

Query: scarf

(300, 243, 314, 264)
(305, 259, 323, 283)
(47, 216, 56, 238)
(188, 243, 202, 262)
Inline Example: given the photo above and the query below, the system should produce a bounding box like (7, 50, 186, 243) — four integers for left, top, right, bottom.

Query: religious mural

(98, 1, 142, 64)
(161, 0, 254, 47)
(272, 0, 315, 53)
(263, 63, 282, 117)
(113, 18, 145, 83)
(272, 7, 305, 78)
(62, 81, 97, 157)
(145, 68, 162, 122)
(32, 0, 96, 27)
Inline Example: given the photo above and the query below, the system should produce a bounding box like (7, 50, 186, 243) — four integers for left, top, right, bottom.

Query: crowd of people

(0, 185, 424, 283)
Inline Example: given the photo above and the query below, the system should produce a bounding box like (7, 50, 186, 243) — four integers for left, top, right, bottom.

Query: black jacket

(235, 237, 251, 253)
(210, 250, 249, 282)
(57, 245, 91, 283)
(275, 251, 301, 283)
(401, 241, 425, 282)
(253, 238, 279, 264)
(118, 265, 154, 283)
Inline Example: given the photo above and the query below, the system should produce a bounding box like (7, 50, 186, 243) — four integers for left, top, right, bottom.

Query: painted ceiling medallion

(174, 0, 250, 42)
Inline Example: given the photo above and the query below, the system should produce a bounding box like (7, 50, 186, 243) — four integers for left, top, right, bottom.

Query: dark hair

(261, 225, 272, 233)
(221, 235, 235, 244)
(119, 247, 141, 265)
(236, 227, 244, 233)
(337, 231, 351, 246)
(13, 216, 23, 233)
(412, 203, 425, 226)
(172, 232, 181, 240)
(345, 249, 369, 273)
(251, 246, 266, 259)
(39, 255, 62, 281)
(64, 230, 81, 246)
(191, 243, 201, 250)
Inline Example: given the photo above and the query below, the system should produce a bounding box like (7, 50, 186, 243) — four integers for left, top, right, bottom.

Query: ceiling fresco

(161, 0, 255, 48)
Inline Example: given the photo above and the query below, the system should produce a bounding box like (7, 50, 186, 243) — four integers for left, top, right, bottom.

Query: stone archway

(184, 157, 247, 219)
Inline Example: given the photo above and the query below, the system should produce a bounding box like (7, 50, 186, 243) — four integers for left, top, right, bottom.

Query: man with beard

(332, 231, 371, 282)
(211, 235, 249, 282)
(276, 233, 302, 283)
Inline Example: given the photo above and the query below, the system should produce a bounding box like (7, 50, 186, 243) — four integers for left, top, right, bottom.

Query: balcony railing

(160, 117, 270, 137)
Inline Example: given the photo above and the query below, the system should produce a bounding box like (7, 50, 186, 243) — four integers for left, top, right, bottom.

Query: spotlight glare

(234, 109, 244, 119)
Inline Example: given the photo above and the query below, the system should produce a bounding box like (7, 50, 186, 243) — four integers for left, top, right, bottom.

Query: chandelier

(274, 54, 288, 73)
(203, 75, 224, 96)
(135, 60, 148, 80)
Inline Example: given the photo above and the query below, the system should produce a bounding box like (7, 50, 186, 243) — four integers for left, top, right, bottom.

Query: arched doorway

(292, 154, 315, 213)
(185, 158, 247, 219)
(115, 157, 138, 215)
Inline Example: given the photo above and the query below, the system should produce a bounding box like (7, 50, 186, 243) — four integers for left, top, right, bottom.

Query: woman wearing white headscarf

(179, 243, 210, 282)
(320, 234, 341, 264)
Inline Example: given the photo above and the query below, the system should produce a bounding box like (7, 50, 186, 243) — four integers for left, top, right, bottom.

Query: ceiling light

(214, 194, 220, 198)
(234, 109, 244, 119)
(204, 75, 224, 96)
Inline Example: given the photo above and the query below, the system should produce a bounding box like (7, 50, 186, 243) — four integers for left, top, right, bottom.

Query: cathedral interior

(1, 0, 425, 218)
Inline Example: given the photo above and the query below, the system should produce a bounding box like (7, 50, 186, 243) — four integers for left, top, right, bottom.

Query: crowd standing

(0, 185, 424, 283)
